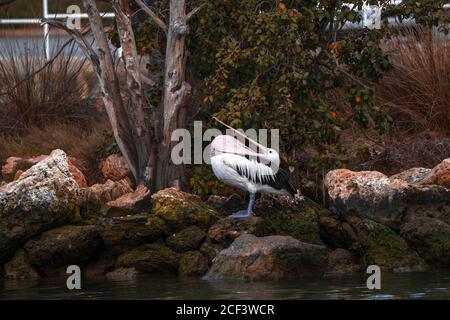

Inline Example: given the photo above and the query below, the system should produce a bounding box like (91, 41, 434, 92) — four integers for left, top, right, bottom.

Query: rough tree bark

(42, 0, 203, 193)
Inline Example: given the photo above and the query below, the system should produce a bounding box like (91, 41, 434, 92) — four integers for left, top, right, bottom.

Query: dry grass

(0, 38, 97, 134)
(377, 26, 450, 134)
(0, 119, 111, 185)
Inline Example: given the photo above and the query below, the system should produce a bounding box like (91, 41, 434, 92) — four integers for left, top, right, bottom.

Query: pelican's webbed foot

(231, 209, 253, 218)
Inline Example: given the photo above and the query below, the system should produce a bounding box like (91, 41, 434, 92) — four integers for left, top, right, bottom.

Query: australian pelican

(210, 118, 296, 218)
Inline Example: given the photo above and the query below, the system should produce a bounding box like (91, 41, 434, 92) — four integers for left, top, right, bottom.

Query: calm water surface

(1, 272, 450, 300)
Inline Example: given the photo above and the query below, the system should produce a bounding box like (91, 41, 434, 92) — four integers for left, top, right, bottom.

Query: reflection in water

(1, 272, 450, 300)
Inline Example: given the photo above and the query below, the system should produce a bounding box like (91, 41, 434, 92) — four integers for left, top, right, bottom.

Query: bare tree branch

(135, 0, 167, 32)
(41, 19, 100, 70)
(186, 4, 205, 21)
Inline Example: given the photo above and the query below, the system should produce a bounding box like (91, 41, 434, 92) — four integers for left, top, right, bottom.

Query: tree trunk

(156, 0, 192, 190)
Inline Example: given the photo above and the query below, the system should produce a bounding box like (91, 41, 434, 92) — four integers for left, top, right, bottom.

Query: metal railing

(0, 0, 448, 60)
(0, 0, 115, 60)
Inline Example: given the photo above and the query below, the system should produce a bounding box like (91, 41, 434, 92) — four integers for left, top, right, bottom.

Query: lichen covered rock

(420, 158, 450, 189)
(151, 188, 219, 230)
(205, 234, 329, 281)
(0, 149, 81, 264)
(166, 226, 206, 253)
(325, 168, 450, 228)
(115, 244, 180, 274)
(390, 167, 431, 184)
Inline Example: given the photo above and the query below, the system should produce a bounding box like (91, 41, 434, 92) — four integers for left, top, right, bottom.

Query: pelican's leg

(232, 193, 255, 218)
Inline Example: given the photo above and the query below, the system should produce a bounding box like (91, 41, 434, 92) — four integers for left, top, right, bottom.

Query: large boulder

(1, 155, 87, 187)
(99, 154, 130, 182)
(151, 188, 220, 231)
(24, 225, 103, 272)
(0, 149, 81, 264)
(205, 234, 329, 281)
(325, 169, 450, 228)
(115, 244, 180, 274)
(98, 214, 168, 253)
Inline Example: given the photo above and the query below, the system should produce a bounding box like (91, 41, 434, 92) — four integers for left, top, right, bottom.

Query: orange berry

(330, 111, 337, 119)
(278, 2, 286, 10)
(355, 96, 362, 103)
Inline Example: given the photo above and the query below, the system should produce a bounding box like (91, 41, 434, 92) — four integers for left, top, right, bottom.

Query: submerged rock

(115, 244, 180, 274)
(4, 249, 40, 280)
(166, 226, 206, 253)
(24, 225, 103, 271)
(205, 234, 329, 281)
(151, 188, 220, 231)
(0, 149, 81, 264)
(178, 251, 209, 276)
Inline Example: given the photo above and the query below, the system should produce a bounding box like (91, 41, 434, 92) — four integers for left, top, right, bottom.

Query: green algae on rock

(252, 195, 325, 245)
(151, 188, 220, 230)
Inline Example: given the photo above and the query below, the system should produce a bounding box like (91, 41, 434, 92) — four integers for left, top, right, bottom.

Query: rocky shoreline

(0, 150, 449, 281)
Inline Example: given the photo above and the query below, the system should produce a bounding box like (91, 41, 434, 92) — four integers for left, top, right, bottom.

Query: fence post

(42, 0, 50, 61)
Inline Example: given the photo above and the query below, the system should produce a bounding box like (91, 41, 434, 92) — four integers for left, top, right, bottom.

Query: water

(1, 271, 450, 300)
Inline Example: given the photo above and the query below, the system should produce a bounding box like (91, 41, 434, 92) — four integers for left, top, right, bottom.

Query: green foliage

(130, 0, 448, 196)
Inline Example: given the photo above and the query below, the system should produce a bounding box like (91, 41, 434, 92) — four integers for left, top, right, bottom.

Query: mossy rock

(151, 188, 220, 231)
(115, 244, 180, 274)
(98, 214, 168, 253)
(401, 215, 450, 266)
(166, 226, 206, 253)
(178, 251, 209, 277)
(24, 225, 103, 270)
(252, 195, 325, 245)
(347, 216, 425, 271)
